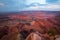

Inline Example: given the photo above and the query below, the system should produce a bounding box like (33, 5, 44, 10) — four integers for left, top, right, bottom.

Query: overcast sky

(0, 0, 60, 12)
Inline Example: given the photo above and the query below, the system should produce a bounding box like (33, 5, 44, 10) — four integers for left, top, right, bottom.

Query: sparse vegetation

(0, 11, 60, 40)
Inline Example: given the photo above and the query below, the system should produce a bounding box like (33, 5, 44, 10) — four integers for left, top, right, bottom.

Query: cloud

(0, 2, 5, 7)
(26, 0, 47, 5)
(20, 4, 60, 11)
(41, 4, 60, 9)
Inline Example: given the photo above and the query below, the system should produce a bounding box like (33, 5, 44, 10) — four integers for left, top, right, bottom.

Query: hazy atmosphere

(0, 0, 60, 12)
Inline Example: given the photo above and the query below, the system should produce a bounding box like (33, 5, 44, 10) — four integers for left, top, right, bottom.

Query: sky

(0, 0, 60, 12)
